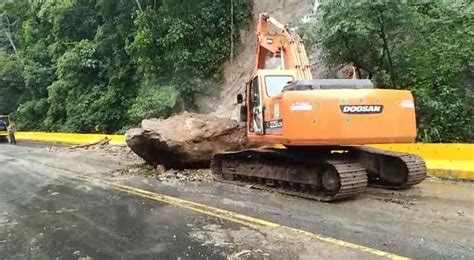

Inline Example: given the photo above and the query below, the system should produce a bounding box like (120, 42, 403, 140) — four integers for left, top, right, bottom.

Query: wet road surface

(0, 154, 232, 259)
(0, 144, 387, 259)
(1, 143, 473, 259)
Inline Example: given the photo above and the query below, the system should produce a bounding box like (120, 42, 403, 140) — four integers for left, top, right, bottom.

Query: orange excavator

(211, 13, 426, 201)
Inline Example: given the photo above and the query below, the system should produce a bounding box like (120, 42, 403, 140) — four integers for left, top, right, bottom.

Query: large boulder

(125, 113, 248, 169)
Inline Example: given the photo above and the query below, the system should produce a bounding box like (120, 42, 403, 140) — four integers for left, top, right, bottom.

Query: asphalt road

(0, 150, 233, 259)
(0, 143, 473, 259)
(0, 144, 387, 260)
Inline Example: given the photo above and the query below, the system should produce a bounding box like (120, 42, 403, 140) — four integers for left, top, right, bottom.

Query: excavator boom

(255, 13, 312, 80)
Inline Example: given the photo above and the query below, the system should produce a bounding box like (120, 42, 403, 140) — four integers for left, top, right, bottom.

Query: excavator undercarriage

(211, 147, 426, 201)
(354, 146, 427, 189)
(212, 148, 368, 201)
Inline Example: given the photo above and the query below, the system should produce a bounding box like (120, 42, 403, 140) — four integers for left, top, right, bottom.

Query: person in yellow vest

(7, 122, 16, 145)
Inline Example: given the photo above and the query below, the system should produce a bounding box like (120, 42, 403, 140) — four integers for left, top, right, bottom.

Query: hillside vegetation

(0, 0, 471, 142)
(0, 0, 251, 133)
(301, 0, 473, 142)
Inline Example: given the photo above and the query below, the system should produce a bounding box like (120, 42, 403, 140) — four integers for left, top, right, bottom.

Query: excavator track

(351, 146, 427, 189)
(211, 149, 367, 202)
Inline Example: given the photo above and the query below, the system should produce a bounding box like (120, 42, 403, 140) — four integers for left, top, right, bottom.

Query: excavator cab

(245, 70, 296, 135)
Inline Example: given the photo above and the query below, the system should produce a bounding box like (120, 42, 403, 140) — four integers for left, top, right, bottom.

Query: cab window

(251, 76, 260, 106)
(265, 76, 294, 97)
(264, 76, 294, 97)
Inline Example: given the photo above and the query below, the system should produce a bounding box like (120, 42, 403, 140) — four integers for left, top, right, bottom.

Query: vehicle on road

(212, 13, 427, 201)
(0, 114, 10, 142)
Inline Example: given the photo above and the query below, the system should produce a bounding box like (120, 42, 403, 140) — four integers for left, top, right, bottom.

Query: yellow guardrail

(370, 144, 473, 161)
(14, 132, 473, 181)
(370, 144, 473, 181)
(16, 132, 126, 146)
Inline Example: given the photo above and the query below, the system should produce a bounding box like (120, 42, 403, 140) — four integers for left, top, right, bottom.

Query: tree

(0, 52, 24, 113)
(303, 0, 473, 142)
(127, 0, 252, 105)
(0, 0, 28, 56)
(0, 0, 252, 133)
(127, 83, 179, 125)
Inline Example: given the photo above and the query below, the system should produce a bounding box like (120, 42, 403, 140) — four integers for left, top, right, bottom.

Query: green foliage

(22, 42, 57, 99)
(52, 1, 98, 43)
(303, 0, 473, 142)
(0, 52, 24, 113)
(15, 98, 49, 130)
(126, 0, 252, 104)
(0, 0, 252, 133)
(127, 84, 179, 125)
(46, 40, 130, 133)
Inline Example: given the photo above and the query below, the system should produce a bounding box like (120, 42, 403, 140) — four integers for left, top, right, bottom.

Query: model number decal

(265, 119, 283, 129)
(340, 105, 383, 114)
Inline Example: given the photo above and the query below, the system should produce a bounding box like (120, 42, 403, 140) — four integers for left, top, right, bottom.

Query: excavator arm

(255, 13, 313, 80)
(256, 13, 361, 80)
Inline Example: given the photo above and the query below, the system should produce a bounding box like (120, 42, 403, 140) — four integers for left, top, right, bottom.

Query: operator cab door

(250, 76, 264, 135)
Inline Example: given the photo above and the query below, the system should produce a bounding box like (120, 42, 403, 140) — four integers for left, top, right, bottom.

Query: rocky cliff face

(197, 0, 322, 119)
